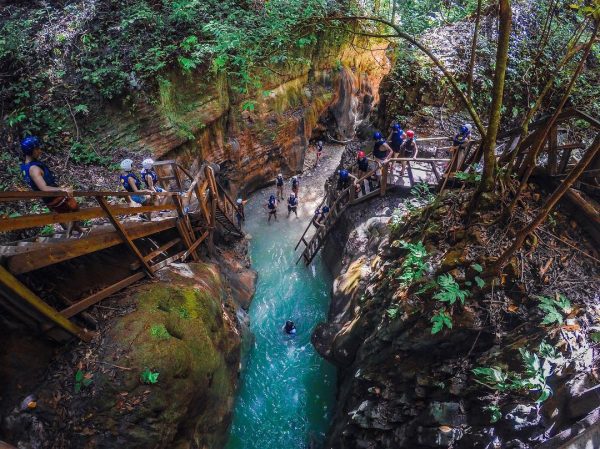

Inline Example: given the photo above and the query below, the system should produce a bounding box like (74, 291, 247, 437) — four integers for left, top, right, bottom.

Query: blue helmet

(373, 131, 382, 140)
(459, 125, 469, 135)
(392, 123, 401, 131)
(340, 169, 349, 179)
(322, 206, 330, 213)
(269, 194, 275, 201)
(21, 136, 41, 155)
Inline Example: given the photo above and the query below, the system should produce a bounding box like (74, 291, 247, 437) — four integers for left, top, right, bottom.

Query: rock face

(314, 179, 600, 449)
(87, 35, 390, 196)
(1, 261, 255, 449)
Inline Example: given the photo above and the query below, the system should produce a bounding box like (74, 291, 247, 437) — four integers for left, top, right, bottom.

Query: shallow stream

(225, 146, 343, 449)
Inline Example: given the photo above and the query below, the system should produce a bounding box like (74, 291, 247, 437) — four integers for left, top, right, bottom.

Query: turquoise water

(225, 151, 341, 449)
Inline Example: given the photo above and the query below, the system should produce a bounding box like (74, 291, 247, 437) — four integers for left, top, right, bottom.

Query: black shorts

(288, 205, 297, 212)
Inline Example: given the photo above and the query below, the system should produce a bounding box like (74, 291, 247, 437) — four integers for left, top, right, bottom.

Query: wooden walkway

(0, 162, 243, 342)
(295, 109, 600, 266)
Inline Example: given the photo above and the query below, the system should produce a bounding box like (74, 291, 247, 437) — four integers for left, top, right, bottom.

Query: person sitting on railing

(275, 173, 285, 200)
(119, 159, 153, 221)
(398, 130, 419, 177)
(141, 158, 168, 207)
(290, 175, 300, 198)
(448, 124, 472, 173)
(266, 194, 278, 222)
(287, 193, 298, 218)
(20, 136, 83, 237)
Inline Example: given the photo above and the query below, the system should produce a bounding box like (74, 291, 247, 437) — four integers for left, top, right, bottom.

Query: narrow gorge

(1, 1, 599, 449)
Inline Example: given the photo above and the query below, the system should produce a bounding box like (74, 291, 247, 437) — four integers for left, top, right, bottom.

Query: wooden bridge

(295, 109, 600, 266)
(0, 162, 243, 342)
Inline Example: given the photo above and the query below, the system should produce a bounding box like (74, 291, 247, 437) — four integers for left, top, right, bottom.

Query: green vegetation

(396, 241, 429, 285)
(433, 273, 470, 305)
(140, 368, 160, 384)
(150, 323, 171, 340)
(536, 294, 571, 325)
(430, 310, 452, 334)
(74, 369, 93, 393)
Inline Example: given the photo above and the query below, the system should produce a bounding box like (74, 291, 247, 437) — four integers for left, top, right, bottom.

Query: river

(225, 145, 343, 449)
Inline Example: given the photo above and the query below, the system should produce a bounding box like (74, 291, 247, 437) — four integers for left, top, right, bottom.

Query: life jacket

(357, 157, 369, 172)
(316, 141, 323, 151)
(120, 172, 142, 192)
(291, 178, 299, 189)
(373, 139, 388, 160)
(141, 168, 158, 189)
(288, 196, 298, 206)
(276, 176, 284, 187)
(390, 131, 404, 150)
(21, 161, 58, 191)
(403, 139, 417, 157)
(268, 198, 276, 210)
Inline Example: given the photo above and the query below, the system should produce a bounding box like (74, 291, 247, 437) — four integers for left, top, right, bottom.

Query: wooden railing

(0, 161, 243, 342)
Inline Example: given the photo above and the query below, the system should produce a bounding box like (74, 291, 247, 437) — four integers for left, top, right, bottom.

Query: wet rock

(417, 425, 464, 447)
(504, 404, 541, 431)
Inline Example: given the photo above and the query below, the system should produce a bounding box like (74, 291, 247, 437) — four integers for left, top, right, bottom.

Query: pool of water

(225, 147, 343, 449)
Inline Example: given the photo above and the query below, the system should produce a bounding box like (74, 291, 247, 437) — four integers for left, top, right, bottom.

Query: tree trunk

(492, 133, 600, 272)
(467, 0, 483, 99)
(479, 0, 512, 193)
(506, 21, 598, 214)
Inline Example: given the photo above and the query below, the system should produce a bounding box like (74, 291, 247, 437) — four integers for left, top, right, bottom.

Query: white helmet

(142, 158, 154, 170)
(292, 175, 298, 180)
(120, 159, 133, 171)
(237, 198, 243, 204)
(277, 173, 283, 178)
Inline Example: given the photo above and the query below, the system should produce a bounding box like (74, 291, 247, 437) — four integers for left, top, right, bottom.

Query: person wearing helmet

(141, 158, 168, 206)
(20, 136, 83, 236)
(372, 131, 392, 186)
(287, 192, 299, 217)
(283, 320, 297, 336)
(235, 197, 247, 228)
(337, 168, 353, 191)
(290, 175, 300, 198)
(314, 140, 324, 167)
(387, 123, 405, 154)
(275, 173, 284, 200)
(355, 150, 373, 195)
(119, 159, 152, 220)
(313, 205, 330, 228)
(266, 194, 278, 222)
(449, 124, 472, 173)
(399, 130, 419, 177)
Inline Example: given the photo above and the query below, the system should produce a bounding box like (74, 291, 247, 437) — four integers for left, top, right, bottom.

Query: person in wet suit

(283, 320, 297, 335)
(287, 193, 298, 217)
(275, 173, 285, 200)
(314, 140, 323, 167)
(290, 175, 300, 198)
(266, 194, 278, 222)
(20, 136, 83, 236)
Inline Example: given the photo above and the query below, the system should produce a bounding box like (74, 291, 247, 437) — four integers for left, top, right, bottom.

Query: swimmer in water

(283, 320, 297, 336)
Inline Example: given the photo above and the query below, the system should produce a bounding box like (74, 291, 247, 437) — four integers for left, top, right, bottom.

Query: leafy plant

(472, 366, 512, 392)
(39, 224, 55, 236)
(410, 182, 434, 203)
(150, 324, 171, 340)
(430, 310, 452, 334)
(140, 368, 159, 384)
(386, 307, 399, 319)
(454, 170, 482, 182)
(484, 404, 502, 423)
(433, 273, 470, 305)
(74, 369, 93, 393)
(590, 332, 600, 343)
(536, 294, 571, 325)
(474, 276, 485, 288)
(396, 241, 429, 285)
(471, 263, 483, 273)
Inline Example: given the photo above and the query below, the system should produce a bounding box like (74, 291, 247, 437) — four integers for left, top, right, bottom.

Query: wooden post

(0, 265, 93, 342)
(380, 163, 388, 196)
(406, 161, 415, 187)
(349, 181, 357, 204)
(96, 196, 154, 277)
(172, 195, 200, 262)
(172, 163, 184, 192)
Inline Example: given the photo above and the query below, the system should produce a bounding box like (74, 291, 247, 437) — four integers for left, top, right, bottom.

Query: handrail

(0, 190, 178, 201)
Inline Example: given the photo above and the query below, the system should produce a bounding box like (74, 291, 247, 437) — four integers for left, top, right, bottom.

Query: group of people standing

(266, 173, 300, 222)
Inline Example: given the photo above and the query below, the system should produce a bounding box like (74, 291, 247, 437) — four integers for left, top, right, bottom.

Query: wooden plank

(181, 231, 209, 261)
(150, 250, 187, 273)
(430, 161, 441, 183)
(0, 204, 176, 233)
(97, 197, 154, 277)
(143, 238, 181, 262)
(7, 218, 177, 275)
(0, 265, 93, 341)
(60, 272, 146, 319)
(0, 190, 177, 202)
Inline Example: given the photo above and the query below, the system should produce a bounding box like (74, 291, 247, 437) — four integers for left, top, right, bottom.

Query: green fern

(430, 310, 452, 334)
(433, 273, 470, 305)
